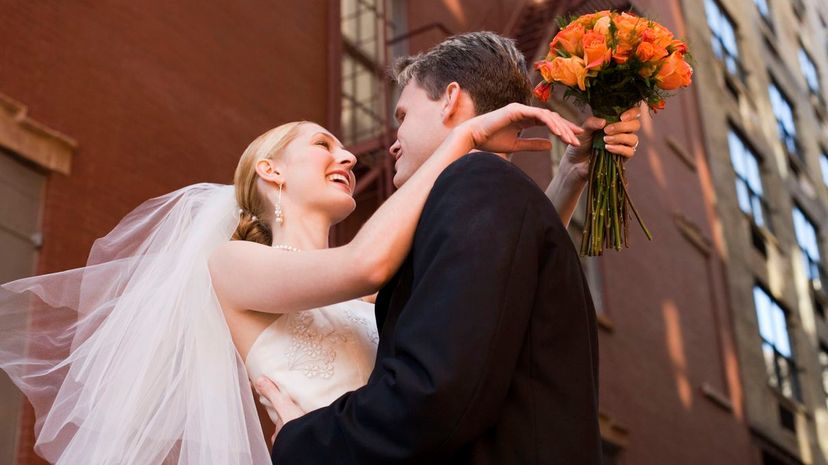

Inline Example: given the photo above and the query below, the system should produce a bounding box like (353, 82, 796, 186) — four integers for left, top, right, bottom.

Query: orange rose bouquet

(534, 11, 693, 256)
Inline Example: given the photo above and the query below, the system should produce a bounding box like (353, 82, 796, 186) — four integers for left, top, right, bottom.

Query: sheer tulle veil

(0, 183, 271, 464)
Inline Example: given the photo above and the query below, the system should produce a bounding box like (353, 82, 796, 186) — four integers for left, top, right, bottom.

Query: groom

(264, 32, 641, 464)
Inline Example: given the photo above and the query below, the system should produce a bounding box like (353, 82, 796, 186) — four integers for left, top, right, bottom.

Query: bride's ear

(255, 159, 286, 185)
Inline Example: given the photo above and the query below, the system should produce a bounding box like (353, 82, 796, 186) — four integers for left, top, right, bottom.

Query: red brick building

(0, 1, 781, 464)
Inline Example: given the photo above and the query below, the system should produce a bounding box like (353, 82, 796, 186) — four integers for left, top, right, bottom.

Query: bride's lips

(325, 169, 354, 194)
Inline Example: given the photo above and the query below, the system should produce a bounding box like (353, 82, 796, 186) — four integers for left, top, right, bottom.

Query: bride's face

(278, 124, 357, 224)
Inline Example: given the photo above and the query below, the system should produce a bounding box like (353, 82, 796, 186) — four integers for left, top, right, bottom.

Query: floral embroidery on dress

(285, 312, 346, 379)
(344, 308, 380, 345)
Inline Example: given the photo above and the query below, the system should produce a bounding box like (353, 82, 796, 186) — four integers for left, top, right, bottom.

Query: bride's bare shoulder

(209, 240, 271, 271)
(212, 239, 268, 255)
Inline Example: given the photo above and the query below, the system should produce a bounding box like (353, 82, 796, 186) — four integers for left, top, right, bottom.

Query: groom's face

(389, 81, 453, 188)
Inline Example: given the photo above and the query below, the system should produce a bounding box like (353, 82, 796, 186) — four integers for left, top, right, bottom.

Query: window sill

(752, 220, 780, 249)
(0, 93, 76, 175)
(768, 384, 808, 418)
(810, 92, 827, 121)
(597, 313, 614, 333)
(700, 382, 733, 413)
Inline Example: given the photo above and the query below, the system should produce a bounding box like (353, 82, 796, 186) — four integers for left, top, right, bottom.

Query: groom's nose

(389, 140, 401, 159)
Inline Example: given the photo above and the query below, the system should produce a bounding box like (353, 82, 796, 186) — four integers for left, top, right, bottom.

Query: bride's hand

(254, 377, 306, 444)
(456, 102, 583, 154)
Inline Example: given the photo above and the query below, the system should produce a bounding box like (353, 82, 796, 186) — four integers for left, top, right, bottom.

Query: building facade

(685, 0, 828, 463)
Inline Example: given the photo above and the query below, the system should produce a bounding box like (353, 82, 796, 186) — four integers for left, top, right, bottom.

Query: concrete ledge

(674, 213, 713, 257)
(700, 382, 734, 413)
(0, 93, 76, 175)
(599, 411, 630, 448)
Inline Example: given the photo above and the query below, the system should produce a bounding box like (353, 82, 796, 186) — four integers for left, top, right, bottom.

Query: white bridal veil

(0, 183, 271, 464)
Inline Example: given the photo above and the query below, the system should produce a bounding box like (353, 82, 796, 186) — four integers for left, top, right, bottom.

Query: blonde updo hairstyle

(232, 121, 309, 245)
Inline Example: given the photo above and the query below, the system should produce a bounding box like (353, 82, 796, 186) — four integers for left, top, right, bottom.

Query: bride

(0, 102, 586, 464)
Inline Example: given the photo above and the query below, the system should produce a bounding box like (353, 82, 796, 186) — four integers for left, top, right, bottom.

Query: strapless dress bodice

(245, 299, 378, 420)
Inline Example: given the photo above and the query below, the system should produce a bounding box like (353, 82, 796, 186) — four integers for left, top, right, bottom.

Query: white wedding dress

(0, 184, 380, 465)
(245, 299, 379, 420)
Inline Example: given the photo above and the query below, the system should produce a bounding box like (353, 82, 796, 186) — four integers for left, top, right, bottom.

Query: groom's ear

(441, 82, 463, 125)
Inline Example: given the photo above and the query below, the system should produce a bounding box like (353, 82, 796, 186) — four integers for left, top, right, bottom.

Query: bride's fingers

(534, 110, 580, 146)
(604, 133, 637, 149)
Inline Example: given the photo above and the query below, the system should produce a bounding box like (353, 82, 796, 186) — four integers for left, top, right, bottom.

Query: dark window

(753, 286, 801, 401)
(819, 151, 828, 187)
(755, 0, 772, 26)
(769, 82, 799, 157)
(778, 403, 796, 432)
(705, 0, 745, 80)
(792, 206, 824, 292)
(728, 129, 769, 228)
(798, 47, 821, 95)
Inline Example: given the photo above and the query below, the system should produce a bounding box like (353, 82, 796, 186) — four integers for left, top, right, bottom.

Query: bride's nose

(336, 149, 357, 169)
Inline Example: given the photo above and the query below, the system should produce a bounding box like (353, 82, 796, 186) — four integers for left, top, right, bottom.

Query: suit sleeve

(271, 153, 555, 464)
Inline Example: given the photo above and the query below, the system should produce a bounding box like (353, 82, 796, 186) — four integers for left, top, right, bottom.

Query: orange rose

(655, 52, 693, 89)
(613, 40, 634, 64)
(582, 30, 611, 70)
(549, 56, 588, 91)
(534, 60, 555, 82)
(649, 99, 665, 112)
(668, 39, 688, 55)
(651, 22, 675, 49)
(551, 22, 585, 56)
(614, 12, 647, 40)
(635, 41, 668, 63)
(574, 10, 611, 28)
(534, 81, 552, 102)
(593, 15, 612, 36)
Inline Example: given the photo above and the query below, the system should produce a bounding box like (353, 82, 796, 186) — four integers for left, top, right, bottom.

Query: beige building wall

(684, 0, 828, 462)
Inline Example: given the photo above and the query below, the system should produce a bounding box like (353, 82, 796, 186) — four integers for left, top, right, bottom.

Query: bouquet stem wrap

(581, 113, 652, 256)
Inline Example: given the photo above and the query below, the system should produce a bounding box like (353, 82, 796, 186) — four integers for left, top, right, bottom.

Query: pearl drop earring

(274, 183, 284, 225)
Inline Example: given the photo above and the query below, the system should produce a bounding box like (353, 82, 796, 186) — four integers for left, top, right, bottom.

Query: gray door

(0, 148, 45, 465)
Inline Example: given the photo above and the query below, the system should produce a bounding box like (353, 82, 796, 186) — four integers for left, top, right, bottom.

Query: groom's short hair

(392, 31, 532, 115)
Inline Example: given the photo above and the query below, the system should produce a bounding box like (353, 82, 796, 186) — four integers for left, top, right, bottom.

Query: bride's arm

(209, 103, 582, 314)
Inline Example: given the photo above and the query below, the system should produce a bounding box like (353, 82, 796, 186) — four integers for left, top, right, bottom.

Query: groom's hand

(254, 377, 306, 444)
(564, 105, 642, 182)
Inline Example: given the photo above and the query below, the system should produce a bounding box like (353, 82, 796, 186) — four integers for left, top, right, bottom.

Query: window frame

(768, 80, 799, 158)
(705, 0, 746, 81)
(727, 126, 771, 230)
(792, 205, 825, 291)
(798, 45, 821, 96)
(753, 284, 802, 401)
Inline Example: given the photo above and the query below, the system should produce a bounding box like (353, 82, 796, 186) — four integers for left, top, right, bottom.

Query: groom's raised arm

(271, 153, 557, 464)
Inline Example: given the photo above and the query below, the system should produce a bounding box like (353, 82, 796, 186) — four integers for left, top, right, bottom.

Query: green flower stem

(614, 157, 653, 241)
(580, 113, 653, 256)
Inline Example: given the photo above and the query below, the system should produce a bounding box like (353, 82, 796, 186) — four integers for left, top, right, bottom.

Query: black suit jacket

(271, 153, 602, 464)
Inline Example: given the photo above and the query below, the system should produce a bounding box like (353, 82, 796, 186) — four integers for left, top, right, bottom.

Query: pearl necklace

(272, 243, 301, 252)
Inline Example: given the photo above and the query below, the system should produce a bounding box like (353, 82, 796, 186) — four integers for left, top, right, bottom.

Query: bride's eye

(315, 140, 330, 149)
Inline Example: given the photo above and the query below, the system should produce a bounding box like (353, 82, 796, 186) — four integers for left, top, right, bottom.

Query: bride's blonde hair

(232, 121, 309, 245)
